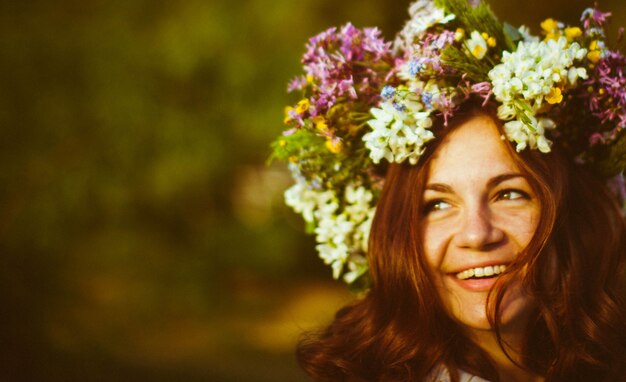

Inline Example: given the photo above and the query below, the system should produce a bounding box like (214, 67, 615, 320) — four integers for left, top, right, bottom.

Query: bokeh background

(2, 0, 624, 381)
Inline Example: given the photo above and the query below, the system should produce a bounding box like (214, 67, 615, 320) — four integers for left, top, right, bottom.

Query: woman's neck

(469, 329, 544, 382)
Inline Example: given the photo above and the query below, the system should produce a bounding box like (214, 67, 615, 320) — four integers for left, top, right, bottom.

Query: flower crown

(271, 0, 626, 288)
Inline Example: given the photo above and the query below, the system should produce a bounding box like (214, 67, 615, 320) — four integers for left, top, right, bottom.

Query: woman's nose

(452, 203, 504, 249)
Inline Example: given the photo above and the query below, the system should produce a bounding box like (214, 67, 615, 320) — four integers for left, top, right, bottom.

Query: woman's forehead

(427, 115, 521, 184)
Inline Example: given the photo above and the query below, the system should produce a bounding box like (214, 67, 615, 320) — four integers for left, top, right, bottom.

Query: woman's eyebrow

(424, 183, 453, 193)
(487, 173, 525, 189)
(425, 173, 525, 193)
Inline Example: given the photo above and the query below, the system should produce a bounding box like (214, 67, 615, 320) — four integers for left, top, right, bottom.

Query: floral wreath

(271, 0, 626, 288)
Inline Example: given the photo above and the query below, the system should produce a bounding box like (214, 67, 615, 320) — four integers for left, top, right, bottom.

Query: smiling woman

(421, 114, 540, 337)
(297, 101, 626, 382)
(274, 1, 626, 380)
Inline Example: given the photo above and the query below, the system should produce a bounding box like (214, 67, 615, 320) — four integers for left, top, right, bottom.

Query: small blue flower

(422, 92, 433, 109)
(408, 60, 425, 76)
(393, 102, 406, 112)
(381, 85, 396, 100)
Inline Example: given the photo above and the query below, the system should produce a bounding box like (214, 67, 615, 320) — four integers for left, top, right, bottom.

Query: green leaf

(503, 22, 521, 44)
(440, 45, 491, 82)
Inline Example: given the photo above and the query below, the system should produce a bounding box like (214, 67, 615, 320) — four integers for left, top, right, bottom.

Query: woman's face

(421, 114, 540, 334)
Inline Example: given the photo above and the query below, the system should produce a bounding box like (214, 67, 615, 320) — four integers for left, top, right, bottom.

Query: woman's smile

(454, 264, 507, 280)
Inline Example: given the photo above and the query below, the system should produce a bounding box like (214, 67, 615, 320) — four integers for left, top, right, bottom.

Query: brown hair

(296, 101, 626, 381)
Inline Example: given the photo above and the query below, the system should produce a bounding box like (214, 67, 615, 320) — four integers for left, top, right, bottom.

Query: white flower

(284, 183, 318, 223)
(394, 0, 455, 51)
(316, 242, 350, 279)
(503, 116, 555, 153)
(517, 26, 539, 43)
(364, 101, 434, 164)
(345, 185, 374, 221)
(286, 180, 376, 282)
(362, 127, 394, 163)
(488, 37, 586, 152)
(355, 209, 375, 253)
(342, 254, 368, 284)
(490, 37, 586, 108)
(496, 103, 516, 120)
(567, 66, 588, 85)
(466, 31, 488, 59)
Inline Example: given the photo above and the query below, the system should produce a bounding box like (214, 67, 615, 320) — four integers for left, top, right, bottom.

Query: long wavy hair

(296, 101, 626, 381)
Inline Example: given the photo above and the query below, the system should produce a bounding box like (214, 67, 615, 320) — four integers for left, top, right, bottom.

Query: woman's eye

(423, 200, 451, 214)
(497, 189, 529, 201)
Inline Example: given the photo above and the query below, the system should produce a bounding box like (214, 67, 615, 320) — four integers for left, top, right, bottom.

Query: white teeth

(484, 266, 494, 276)
(456, 265, 507, 280)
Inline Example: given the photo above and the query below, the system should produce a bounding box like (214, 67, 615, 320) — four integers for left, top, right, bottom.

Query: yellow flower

(472, 44, 486, 59)
(564, 27, 582, 41)
(312, 115, 328, 131)
(545, 32, 561, 41)
(467, 31, 487, 60)
(590, 40, 600, 50)
(541, 18, 561, 41)
(481, 32, 489, 40)
(454, 28, 465, 42)
(279, 140, 287, 147)
(587, 40, 603, 63)
(325, 139, 343, 154)
(296, 99, 310, 114)
(283, 106, 294, 124)
(541, 18, 559, 34)
(546, 87, 563, 104)
(306, 75, 314, 84)
(587, 50, 601, 63)
(487, 37, 496, 48)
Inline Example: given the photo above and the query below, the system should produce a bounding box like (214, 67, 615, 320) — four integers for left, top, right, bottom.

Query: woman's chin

(447, 283, 534, 335)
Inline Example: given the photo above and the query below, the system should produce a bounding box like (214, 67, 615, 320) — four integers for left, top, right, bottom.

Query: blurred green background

(1, 0, 624, 381)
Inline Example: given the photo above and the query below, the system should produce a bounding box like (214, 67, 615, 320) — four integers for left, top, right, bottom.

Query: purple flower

(282, 128, 297, 136)
(298, 22, 393, 115)
(584, 49, 626, 142)
(338, 77, 357, 99)
(471, 82, 492, 105)
(581, 7, 612, 29)
(436, 94, 456, 126)
(311, 92, 337, 112)
(288, 75, 308, 92)
(432, 30, 456, 50)
(340, 23, 360, 60)
(362, 27, 390, 57)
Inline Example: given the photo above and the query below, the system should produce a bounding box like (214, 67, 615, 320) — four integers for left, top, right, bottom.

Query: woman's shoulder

(427, 364, 491, 382)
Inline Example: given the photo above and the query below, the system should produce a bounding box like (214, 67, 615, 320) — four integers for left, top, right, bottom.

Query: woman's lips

(451, 275, 500, 291)
(449, 264, 508, 292)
